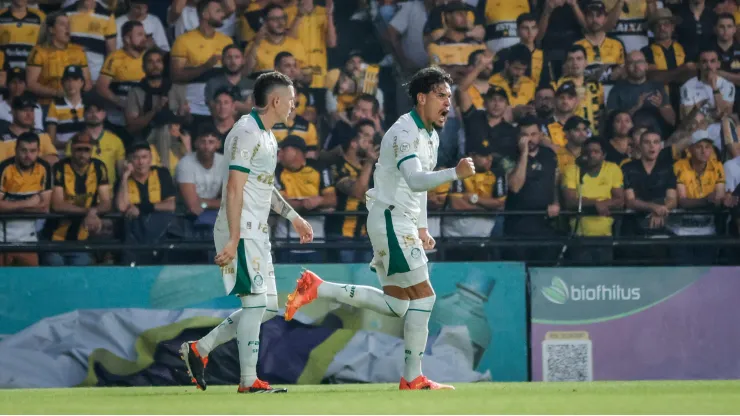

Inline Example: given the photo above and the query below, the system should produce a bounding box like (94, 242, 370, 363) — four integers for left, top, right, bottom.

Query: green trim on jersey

(229, 165, 251, 173)
(410, 109, 432, 134)
(396, 154, 418, 169)
(250, 109, 266, 131)
(230, 239, 253, 295)
(384, 209, 411, 276)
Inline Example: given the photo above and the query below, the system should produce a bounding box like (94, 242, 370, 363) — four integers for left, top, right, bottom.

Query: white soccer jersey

(215, 110, 278, 241)
(371, 109, 439, 220)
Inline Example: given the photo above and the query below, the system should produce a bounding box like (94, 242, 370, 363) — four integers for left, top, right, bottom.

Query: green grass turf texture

(2, 381, 740, 414)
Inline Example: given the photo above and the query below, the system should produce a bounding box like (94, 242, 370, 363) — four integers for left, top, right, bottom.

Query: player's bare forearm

(270, 186, 298, 220)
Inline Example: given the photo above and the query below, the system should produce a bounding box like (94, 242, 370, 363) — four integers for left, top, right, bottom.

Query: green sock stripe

(407, 308, 432, 313)
(242, 305, 267, 309)
(266, 309, 278, 312)
(384, 300, 401, 318)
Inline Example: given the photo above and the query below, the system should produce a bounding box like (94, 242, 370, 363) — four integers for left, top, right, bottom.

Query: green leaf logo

(542, 277, 569, 304)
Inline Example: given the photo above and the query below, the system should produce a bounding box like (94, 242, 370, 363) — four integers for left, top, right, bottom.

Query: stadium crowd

(1, 0, 740, 267)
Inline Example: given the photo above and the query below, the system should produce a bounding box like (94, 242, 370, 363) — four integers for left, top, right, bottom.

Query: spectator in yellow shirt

(285, 0, 337, 88)
(489, 44, 536, 119)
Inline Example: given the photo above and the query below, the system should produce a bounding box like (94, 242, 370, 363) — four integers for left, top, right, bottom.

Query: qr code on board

(542, 339, 593, 382)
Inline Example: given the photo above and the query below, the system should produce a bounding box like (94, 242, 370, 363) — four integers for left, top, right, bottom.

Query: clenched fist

(455, 157, 475, 179)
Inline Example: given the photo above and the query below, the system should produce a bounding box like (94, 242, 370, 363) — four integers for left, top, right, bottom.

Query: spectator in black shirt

(534, 85, 555, 121)
(321, 94, 381, 166)
(461, 84, 518, 160)
(504, 116, 561, 262)
(675, 0, 717, 61)
(203, 87, 236, 150)
(602, 110, 633, 166)
(714, 13, 740, 112)
(536, 0, 585, 81)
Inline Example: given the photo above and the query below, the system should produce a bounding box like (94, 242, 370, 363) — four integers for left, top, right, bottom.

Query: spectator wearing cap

(493, 13, 545, 86)
(443, 140, 506, 261)
(553, 45, 605, 132)
(557, 116, 590, 174)
(427, 1, 486, 82)
(713, 13, 740, 113)
(273, 98, 320, 160)
(476, 0, 531, 53)
(489, 44, 536, 119)
(423, 0, 484, 48)
(115, 141, 177, 265)
(0, 0, 46, 70)
(0, 131, 52, 266)
(562, 137, 624, 264)
(622, 129, 678, 241)
(602, 111, 634, 166)
(387, 0, 433, 73)
(504, 116, 560, 262)
(456, 49, 495, 112)
(170, 0, 233, 124)
(275, 135, 335, 264)
(0, 68, 43, 130)
(284, 0, 337, 88)
(65, 93, 125, 184)
(27, 13, 92, 106)
(96, 20, 147, 143)
(607, 50, 676, 137)
(275, 51, 319, 123)
(574, 1, 626, 77)
(0, 95, 57, 164)
(245, 4, 309, 80)
(47, 65, 85, 151)
(680, 48, 735, 150)
(204, 44, 254, 117)
(115, 0, 170, 52)
(44, 132, 111, 266)
(542, 81, 581, 149)
(203, 87, 236, 151)
(674, 0, 718, 62)
(461, 84, 518, 161)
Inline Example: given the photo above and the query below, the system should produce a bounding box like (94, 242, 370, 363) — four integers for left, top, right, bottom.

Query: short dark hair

(121, 20, 142, 39)
(717, 12, 736, 25)
(197, 0, 220, 17)
(222, 44, 241, 57)
(253, 71, 293, 107)
(567, 44, 588, 59)
(127, 141, 151, 156)
(506, 43, 531, 66)
(354, 93, 380, 115)
(274, 51, 294, 68)
(467, 49, 486, 67)
(213, 86, 235, 101)
(342, 119, 376, 151)
(517, 115, 540, 131)
(583, 137, 604, 151)
(639, 128, 662, 142)
(516, 12, 537, 27)
(143, 48, 165, 64)
(16, 131, 39, 148)
(698, 47, 719, 60)
(196, 125, 220, 140)
(606, 110, 631, 138)
(536, 85, 555, 95)
(263, 4, 284, 18)
(46, 12, 65, 29)
(406, 66, 453, 105)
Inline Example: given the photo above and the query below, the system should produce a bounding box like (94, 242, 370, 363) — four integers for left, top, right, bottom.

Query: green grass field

(2, 381, 739, 414)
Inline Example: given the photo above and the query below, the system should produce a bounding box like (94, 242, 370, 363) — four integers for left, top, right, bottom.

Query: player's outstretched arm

(398, 156, 475, 192)
(271, 187, 314, 244)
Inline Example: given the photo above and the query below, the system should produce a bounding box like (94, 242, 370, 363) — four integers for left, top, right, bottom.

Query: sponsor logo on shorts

(403, 234, 416, 248)
(252, 258, 261, 272)
(377, 249, 387, 257)
(221, 265, 235, 275)
(254, 274, 264, 286)
(411, 248, 421, 259)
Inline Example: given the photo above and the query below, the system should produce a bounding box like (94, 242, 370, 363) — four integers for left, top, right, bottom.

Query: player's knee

(383, 294, 410, 318)
(408, 294, 436, 313)
(240, 292, 267, 309)
(263, 294, 278, 321)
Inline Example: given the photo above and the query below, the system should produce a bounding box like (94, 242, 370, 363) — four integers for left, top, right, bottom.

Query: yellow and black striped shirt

(0, 157, 52, 199)
(272, 115, 319, 152)
(46, 97, 85, 145)
(0, 7, 45, 69)
(100, 48, 144, 125)
(552, 76, 604, 131)
(65, 3, 116, 57)
(118, 166, 175, 206)
(574, 37, 626, 66)
(49, 158, 108, 241)
(329, 157, 370, 238)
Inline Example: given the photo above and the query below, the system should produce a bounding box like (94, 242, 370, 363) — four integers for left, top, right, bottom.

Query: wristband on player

(285, 209, 299, 221)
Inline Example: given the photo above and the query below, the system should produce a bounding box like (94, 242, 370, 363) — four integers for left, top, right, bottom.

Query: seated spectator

(26, 12, 92, 106)
(423, 0, 484, 48)
(96, 20, 147, 143)
(170, 0, 233, 124)
(285, 0, 337, 88)
(444, 142, 506, 261)
(0, 68, 43, 130)
(169, 0, 237, 38)
(456, 49, 495, 112)
(623, 129, 678, 239)
(713, 13, 740, 113)
(328, 120, 377, 264)
(47, 65, 86, 151)
(680, 48, 736, 150)
(504, 116, 560, 262)
(64, 0, 117, 82)
(493, 13, 545, 86)
(275, 51, 319, 123)
(460, 85, 517, 160)
(115, 0, 170, 51)
(0, 95, 57, 164)
(534, 85, 555, 121)
(602, 111, 633, 166)
(245, 4, 309, 80)
(275, 135, 336, 263)
(542, 81, 581, 148)
(0, 132, 52, 266)
(273, 105, 319, 159)
(204, 87, 237, 150)
(427, 1, 486, 83)
(44, 132, 112, 266)
(562, 138, 624, 264)
(321, 94, 381, 164)
(115, 141, 177, 265)
(176, 127, 224, 217)
(553, 45, 605, 132)
(556, 116, 590, 174)
(204, 44, 254, 117)
(489, 44, 536, 119)
(0, 0, 46, 70)
(607, 50, 676, 136)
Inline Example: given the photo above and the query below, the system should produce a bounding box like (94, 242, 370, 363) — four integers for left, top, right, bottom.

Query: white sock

(317, 281, 402, 317)
(196, 293, 279, 357)
(237, 293, 266, 387)
(403, 295, 435, 381)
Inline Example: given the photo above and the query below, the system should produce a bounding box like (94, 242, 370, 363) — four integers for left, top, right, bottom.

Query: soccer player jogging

(284, 67, 476, 390)
(180, 72, 313, 394)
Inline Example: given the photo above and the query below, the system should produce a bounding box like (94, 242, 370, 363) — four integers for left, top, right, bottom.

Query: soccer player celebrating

(284, 67, 475, 390)
(180, 71, 313, 394)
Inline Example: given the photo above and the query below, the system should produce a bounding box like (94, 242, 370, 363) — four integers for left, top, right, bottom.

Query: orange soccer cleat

(284, 269, 323, 321)
(237, 378, 288, 393)
(180, 341, 208, 391)
(399, 375, 455, 390)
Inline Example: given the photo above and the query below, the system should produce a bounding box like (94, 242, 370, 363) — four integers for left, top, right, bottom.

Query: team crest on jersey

(400, 143, 410, 153)
(240, 149, 250, 160)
